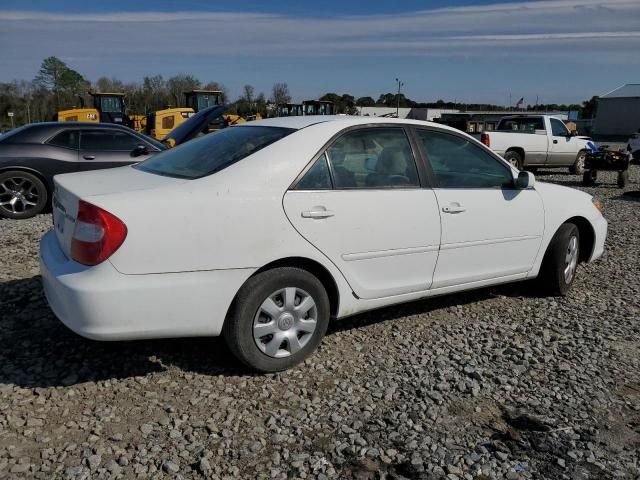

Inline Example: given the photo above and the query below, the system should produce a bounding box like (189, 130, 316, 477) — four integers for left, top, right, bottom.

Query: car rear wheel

(223, 267, 330, 372)
(0, 170, 48, 219)
(539, 223, 580, 296)
(569, 151, 587, 175)
(504, 151, 523, 169)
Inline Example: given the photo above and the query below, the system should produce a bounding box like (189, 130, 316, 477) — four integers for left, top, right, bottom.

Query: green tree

(34, 56, 88, 111)
(167, 74, 201, 107)
(356, 96, 375, 107)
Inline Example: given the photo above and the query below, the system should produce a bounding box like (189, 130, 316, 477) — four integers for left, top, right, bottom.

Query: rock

(162, 460, 180, 474)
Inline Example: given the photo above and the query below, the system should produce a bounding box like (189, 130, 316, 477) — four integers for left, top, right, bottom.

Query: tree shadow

(0, 275, 542, 388)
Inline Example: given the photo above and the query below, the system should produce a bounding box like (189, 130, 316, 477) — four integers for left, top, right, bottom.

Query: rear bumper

(39, 230, 254, 341)
(589, 214, 607, 263)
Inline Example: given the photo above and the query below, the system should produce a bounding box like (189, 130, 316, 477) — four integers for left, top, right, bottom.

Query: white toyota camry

(40, 116, 607, 372)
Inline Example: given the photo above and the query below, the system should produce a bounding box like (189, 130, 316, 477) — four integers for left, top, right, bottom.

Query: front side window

(550, 118, 569, 137)
(326, 128, 419, 189)
(417, 129, 513, 189)
(81, 130, 141, 151)
(136, 126, 294, 179)
(48, 130, 79, 149)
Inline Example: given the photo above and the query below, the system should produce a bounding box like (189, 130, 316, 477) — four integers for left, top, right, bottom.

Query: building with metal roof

(593, 83, 640, 137)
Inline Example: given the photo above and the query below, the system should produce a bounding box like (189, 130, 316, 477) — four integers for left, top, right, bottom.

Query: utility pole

(395, 78, 404, 118)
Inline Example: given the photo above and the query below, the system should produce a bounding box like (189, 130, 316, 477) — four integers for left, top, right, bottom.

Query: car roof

(24, 122, 133, 130)
(244, 115, 463, 134)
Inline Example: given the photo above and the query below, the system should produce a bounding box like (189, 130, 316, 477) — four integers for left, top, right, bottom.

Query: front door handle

(442, 204, 466, 214)
(553, 140, 558, 144)
(83, 155, 96, 160)
(301, 208, 334, 219)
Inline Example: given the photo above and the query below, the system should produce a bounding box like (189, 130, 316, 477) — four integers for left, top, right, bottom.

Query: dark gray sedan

(0, 105, 226, 219)
(0, 123, 163, 219)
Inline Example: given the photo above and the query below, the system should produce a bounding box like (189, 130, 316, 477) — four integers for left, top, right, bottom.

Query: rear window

(0, 124, 37, 143)
(135, 126, 294, 179)
(496, 117, 544, 132)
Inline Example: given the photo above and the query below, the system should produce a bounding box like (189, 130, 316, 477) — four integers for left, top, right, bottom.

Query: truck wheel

(539, 223, 580, 297)
(223, 267, 330, 372)
(582, 170, 597, 186)
(617, 170, 628, 188)
(504, 151, 523, 169)
(569, 151, 587, 175)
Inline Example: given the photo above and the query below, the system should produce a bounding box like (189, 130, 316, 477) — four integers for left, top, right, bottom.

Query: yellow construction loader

(57, 92, 133, 126)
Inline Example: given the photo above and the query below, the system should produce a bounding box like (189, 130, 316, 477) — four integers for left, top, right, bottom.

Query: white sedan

(40, 116, 607, 372)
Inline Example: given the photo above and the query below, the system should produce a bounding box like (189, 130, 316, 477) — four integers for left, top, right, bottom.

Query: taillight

(481, 133, 490, 147)
(71, 200, 127, 266)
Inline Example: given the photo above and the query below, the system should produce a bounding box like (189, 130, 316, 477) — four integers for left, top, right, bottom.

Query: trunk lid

(51, 166, 186, 259)
(163, 105, 227, 146)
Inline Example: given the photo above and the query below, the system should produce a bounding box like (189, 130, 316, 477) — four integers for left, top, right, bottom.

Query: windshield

(99, 96, 124, 113)
(135, 126, 295, 179)
(496, 117, 544, 132)
(140, 133, 165, 150)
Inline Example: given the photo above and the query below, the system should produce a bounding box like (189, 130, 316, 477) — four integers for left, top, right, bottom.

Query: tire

(0, 170, 48, 219)
(539, 223, 580, 297)
(582, 169, 597, 186)
(617, 170, 628, 188)
(504, 151, 523, 169)
(223, 267, 330, 372)
(569, 151, 587, 175)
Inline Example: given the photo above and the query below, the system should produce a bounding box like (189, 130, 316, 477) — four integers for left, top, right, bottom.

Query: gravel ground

(0, 167, 639, 480)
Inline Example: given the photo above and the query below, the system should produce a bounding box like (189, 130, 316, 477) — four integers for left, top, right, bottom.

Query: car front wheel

(539, 223, 580, 296)
(0, 170, 48, 219)
(224, 267, 330, 372)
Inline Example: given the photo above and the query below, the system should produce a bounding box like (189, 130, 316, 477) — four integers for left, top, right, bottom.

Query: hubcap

(508, 157, 519, 168)
(564, 236, 578, 283)
(0, 177, 39, 215)
(253, 287, 318, 358)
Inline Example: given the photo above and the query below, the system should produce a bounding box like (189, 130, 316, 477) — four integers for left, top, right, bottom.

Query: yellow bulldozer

(57, 92, 136, 126)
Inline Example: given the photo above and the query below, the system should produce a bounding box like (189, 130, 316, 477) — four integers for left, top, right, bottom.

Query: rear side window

(48, 130, 80, 149)
(81, 130, 142, 151)
(325, 128, 419, 189)
(496, 117, 544, 132)
(295, 153, 332, 190)
(136, 126, 294, 179)
(417, 129, 513, 189)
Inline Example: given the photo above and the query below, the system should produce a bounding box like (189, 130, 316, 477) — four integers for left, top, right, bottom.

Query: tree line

(0, 56, 597, 129)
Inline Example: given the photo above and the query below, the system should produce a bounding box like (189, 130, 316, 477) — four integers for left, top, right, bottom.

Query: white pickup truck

(481, 115, 594, 173)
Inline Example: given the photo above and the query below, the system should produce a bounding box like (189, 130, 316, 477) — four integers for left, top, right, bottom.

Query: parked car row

(39, 115, 607, 372)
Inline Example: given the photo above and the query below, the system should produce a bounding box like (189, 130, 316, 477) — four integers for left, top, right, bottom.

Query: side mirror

(515, 170, 535, 189)
(131, 144, 149, 157)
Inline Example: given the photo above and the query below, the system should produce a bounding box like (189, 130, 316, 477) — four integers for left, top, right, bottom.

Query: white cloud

(0, 0, 638, 78)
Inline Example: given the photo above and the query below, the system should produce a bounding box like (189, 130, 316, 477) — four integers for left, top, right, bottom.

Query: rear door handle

(553, 140, 558, 144)
(442, 204, 466, 214)
(83, 155, 96, 160)
(301, 209, 334, 219)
